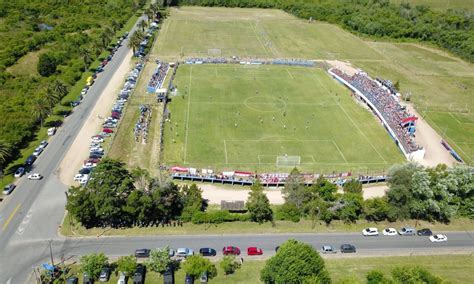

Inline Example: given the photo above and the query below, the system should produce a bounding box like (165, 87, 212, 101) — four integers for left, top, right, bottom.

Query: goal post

(276, 155, 301, 167)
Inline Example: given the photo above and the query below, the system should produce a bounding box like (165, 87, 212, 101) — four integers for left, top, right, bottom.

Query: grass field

(60, 212, 474, 236)
(161, 64, 404, 173)
(391, 0, 474, 11)
(61, 255, 473, 283)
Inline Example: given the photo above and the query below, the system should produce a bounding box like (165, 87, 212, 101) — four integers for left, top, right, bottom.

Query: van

(399, 227, 416, 236)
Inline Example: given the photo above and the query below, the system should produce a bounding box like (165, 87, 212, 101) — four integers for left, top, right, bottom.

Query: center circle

(244, 96, 287, 112)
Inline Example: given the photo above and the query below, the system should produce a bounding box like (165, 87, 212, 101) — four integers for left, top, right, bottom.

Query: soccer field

(162, 65, 404, 173)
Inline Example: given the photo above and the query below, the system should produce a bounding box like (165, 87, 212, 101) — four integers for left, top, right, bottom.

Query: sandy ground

(326, 60, 359, 76)
(58, 50, 134, 186)
(196, 183, 388, 205)
(403, 103, 456, 167)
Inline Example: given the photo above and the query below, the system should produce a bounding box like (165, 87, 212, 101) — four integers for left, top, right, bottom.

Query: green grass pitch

(162, 64, 404, 173)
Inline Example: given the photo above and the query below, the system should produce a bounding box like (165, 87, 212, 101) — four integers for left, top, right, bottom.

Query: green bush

(275, 203, 301, 222)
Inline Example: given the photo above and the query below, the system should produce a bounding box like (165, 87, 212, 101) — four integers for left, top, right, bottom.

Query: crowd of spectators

(134, 104, 152, 143)
(147, 60, 169, 93)
(331, 68, 421, 153)
(169, 166, 386, 186)
(183, 57, 314, 67)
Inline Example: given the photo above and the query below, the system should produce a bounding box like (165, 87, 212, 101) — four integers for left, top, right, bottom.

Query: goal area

(276, 155, 301, 167)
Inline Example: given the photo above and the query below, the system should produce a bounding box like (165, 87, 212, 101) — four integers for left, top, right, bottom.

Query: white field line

(223, 140, 229, 163)
(184, 161, 389, 166)
(158, 19, 172, 53)
(183, 66, 193, 164)
(248, 20, 271, 57)
(332, 141, 348, 163)
(286, 69, 295, 79)
(309, 155, 317, 163)
(337, 103, 387, 163)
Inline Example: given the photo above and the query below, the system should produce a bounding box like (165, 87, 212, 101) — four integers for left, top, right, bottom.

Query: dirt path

(194, 183, 387, 205)
(403, 103, 456, 167)
(58, 50, 134, 186)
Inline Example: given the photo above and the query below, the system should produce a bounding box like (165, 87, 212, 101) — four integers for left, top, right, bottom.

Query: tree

(138, 19, 147, 32)
(275, 202, 300, 222)
(38, 52, 58, 77)
(182, 255, 217, 280)
(366, 270, 391, 284)
(111, 19, 121, 32)
(0, 141, 12, 176)
(44, 90, 61, 113)
(246, 181, 273, 223)
(282, 168, 309, 212)
(66, 186, 97, 228)
(305, 196, 329, 228)
(79, 47, 92, 71)
(364, 197, 390, 222)
(220, 255, 241, 275)
(337, 193, 364, 223)
(80, 253, 108, 280)
(392, 266, 442, 283)
(100, 27, 113, 49)
(312, 176, 337, 202)
(145, 8, 154, 24)
(147, 247, 174, 274)
(260, 239, 330, 283)
(116, 255, 137, 277)
(49, 79, 68, 101)
(181, 183, 207, 222)
(33, 97, 50, 127)
(343, 179, 362, 195)
(128, 30, 144, 55)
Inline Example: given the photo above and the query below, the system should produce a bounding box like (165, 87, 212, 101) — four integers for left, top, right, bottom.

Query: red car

(247, 247, 263, 256)
(102, 128, 113, 133)
(222, 246, 240, 255)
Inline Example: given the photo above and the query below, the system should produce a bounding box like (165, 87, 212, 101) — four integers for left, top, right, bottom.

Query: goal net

(276, 156, 301, 167)
(208, 48, 222, 56)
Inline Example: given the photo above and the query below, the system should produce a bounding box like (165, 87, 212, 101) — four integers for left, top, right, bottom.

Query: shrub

(275, 203, 300, 222)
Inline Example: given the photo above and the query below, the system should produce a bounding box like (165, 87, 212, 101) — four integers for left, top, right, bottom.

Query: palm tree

(33, 97, 50, 127)
(51, 80, 69, 99)
(44, 92, 61, 113)
(145, 8, 154, 24)
(111, 19, 121, 33)
(79, 47, 92, 71)
(150, 3, 159, 19)
(45, 80, 68, 112)
(128, 31, 144, 55)
(138, 19, 147, 32)
(0, 141, 12, 176)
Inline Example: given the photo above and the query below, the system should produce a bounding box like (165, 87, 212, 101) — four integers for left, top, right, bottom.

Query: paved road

(0, 14, 147, 284)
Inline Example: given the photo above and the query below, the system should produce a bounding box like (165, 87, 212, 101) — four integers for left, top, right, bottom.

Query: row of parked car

(73, 59, 145, 184)
(362, 227, 448, 242)
(3, 138, 51, 195)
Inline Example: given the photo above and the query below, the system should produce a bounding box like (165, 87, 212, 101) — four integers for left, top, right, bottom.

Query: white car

(28, 173, 43, 180)
(79, 176, 90, 185)
(91, 137, 104, 143)
(32, 147, 43, 156)
(176, 248, 194, 257)
(429, 234, 447, 242)
(47, 127, 56, 136)
(383, 228, 398, 236)
(39, 140, 48, 149)
(74, 174, 85, 181)
(89, 147, 104, 153)
(362, 227, 379, 236)
(83, 162, 97, 168)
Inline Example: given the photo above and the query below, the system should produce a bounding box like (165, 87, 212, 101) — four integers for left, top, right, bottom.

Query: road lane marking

(2, 203, 21, 231)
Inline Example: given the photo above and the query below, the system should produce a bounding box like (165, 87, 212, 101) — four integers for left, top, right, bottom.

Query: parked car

(163, 268, 174, 284)
(383, 228, 398, 236)
(102, 128, 113, 133)
(223, 246, 241, 255)
(199, 248, 216, 256)
(117, 272, 128, 284)
(3, 184, 16, 195)
(399, 227, 416, 236)
(83, 272, 93, 284)
(321, 245, 337, 254)
(184, 274, 194, 284)
(33, 147, 43, 157)
(417, 228, 433, 236)
(66, 276, 78, 284)
(429, 234, 447, 242)
(340, 244, 356, 253)
(27, 173, 42, 180)
(47, 127, 56, 136)
(74, 174, 85, 181)
(247, 247, 263, 255)
(133, 264, 146, 284)
(39, 140, 48, 149)
(176, 247, 194, 257)
(89, 153, 103, 159)
(79, 168, 92, 175)
(99, 267, 111, 282)
(362, 227, 379, 236)
(135, 249, 150, 258)
(14, 167, 25, 178)
(25, 155, 36, 166)
(91, 137, 104, 143)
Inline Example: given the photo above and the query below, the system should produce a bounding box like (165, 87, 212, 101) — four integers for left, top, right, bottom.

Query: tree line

(176, 0, 473, 63)
(0, 0, 149, 175)
(275, 163, 473, 226)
